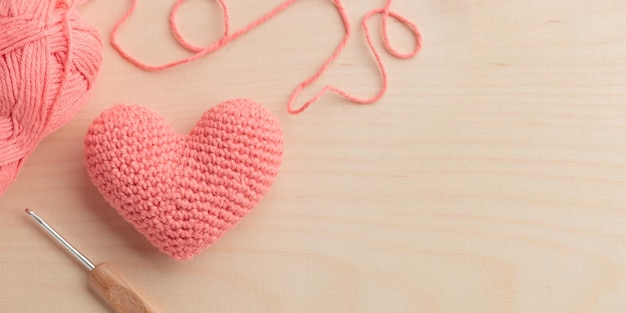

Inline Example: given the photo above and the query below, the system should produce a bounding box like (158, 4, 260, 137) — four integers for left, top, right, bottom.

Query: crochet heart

(85, 99, 283, 261)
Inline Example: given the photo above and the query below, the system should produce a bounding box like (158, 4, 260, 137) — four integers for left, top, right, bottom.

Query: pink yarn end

(0, 0, 103, 196)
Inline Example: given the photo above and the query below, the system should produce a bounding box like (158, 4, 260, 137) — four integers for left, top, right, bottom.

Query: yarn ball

(0, 0, 102, 196)
(85, 99, 284, 261)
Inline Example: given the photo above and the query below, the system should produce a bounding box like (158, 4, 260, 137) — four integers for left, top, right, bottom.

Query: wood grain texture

(89, 263, 164, 313)
(1, 0, 626, 312)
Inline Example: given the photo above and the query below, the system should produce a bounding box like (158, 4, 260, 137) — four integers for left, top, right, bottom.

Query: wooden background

(2, 0, 626, 312)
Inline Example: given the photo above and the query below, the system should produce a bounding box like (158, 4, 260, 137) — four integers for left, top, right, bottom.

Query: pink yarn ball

(0, 0, 102, 195)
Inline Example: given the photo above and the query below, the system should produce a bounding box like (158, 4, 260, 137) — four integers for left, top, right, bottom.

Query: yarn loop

(0, 0, 102, 195)
(111, 0, 421, 114)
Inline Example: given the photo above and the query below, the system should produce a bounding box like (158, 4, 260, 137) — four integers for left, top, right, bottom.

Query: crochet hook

(25, 209, 164, 313)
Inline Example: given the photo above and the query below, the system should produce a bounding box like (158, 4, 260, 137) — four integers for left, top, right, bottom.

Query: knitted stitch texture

(0, 0, 102, 196)
(85, 99, 283, 261)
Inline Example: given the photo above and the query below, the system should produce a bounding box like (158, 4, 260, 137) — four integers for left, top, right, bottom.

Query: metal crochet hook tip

(25, 208, 96, 271)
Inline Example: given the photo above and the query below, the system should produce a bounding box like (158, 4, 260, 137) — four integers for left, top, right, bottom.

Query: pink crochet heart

(85, 99, 283, 261)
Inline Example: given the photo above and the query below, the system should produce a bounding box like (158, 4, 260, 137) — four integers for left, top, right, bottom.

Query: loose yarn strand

(110, 0, 421, 114)
(379, 0, 421, 59)
(169, 0, 230, 52)
(112, 0, 300, 70)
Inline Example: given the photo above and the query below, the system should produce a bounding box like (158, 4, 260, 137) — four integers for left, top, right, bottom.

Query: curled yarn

(0, 0, 102, 195)
(111, 0, 421, 114)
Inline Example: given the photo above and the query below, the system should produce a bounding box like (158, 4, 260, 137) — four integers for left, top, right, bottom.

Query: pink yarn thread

(111, 0, 421, 114)
(0, 0, 102, 196)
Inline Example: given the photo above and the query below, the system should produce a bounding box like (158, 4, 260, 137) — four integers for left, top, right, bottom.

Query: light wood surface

(2, 0, 626, 312)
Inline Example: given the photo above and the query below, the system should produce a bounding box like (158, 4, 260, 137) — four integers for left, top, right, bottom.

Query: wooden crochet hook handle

(89, 263, 164, 313)
(25, 209, 164, 313)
